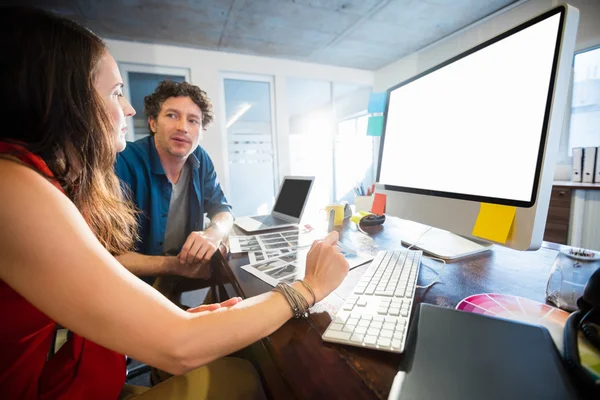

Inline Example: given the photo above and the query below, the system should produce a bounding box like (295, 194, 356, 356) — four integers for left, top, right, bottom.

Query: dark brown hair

(0, 6, 137, 255)
(144, 80, 214, 132)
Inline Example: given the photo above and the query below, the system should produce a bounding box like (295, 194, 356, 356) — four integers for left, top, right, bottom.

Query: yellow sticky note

(472, 203, 517, 244)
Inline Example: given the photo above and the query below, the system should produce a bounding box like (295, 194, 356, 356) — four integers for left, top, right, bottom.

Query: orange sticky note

(472, 203, 517, 244)
(371, 193, 386, 215)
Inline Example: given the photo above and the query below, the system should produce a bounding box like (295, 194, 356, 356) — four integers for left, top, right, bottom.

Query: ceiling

(10, 0, 518, 70)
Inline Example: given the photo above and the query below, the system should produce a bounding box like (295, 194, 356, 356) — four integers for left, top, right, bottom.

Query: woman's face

(94, 51, 135, 152)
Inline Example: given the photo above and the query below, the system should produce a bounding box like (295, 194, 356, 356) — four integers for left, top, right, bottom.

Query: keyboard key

(389, 308, 401, 316)
(364, 335, 377, 345)
(329, 323, 344, 331)
(324, 330, 352, 341)
(377, 337, 391, 347)
(367, 328, 380, 336)
(350, 333, 364, 344)
(354, 286, 366, 295)
(371, 319, 383, 327)
(342, 325, 355, 333)
(358, 320, 370, 328)
(350, 311, 364, 320)
(357, 298, 368, 307)
(355, 326, 368, 335)
(383, 322, 396, 331)
(391, 339, 402, 349)
(379, 330, 393, 339)
(346, 318, 359, 327)
(334, 312, 350, 324)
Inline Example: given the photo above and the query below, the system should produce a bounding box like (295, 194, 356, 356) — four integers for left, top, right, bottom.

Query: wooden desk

(208, 216, 562, 399)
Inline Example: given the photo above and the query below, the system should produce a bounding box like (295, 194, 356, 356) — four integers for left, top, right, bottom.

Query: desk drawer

(543, 187, 571, 244)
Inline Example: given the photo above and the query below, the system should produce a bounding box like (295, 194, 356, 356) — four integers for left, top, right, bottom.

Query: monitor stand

(397, 219, 493, 260)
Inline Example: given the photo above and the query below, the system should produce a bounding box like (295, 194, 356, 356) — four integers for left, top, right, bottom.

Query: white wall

(374, 0, 600, 91)
(105, 39, 373, 194)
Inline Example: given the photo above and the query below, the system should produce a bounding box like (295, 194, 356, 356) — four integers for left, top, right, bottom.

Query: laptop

(234, 176, 314, 233)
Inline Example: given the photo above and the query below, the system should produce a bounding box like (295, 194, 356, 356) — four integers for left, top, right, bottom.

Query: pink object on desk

(371, 193, 386, 215)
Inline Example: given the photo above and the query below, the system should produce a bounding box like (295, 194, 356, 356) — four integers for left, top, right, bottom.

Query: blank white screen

(379, 14, 561, 203)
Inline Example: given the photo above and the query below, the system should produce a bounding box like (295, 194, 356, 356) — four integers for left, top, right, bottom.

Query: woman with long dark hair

(0, 7, 349, 399)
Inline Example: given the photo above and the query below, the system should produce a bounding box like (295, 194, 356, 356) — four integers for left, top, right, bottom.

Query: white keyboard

(322, 250, 422, 353)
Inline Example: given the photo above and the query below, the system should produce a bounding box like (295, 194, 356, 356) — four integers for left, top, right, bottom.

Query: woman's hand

(303, 231, 349, 303)
(186, 297, 242, 313)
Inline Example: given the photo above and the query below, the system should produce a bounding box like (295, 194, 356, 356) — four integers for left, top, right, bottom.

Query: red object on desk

(371, 193, 386, 214)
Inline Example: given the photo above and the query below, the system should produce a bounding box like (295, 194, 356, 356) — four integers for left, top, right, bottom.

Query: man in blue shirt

(115, 80, 233, 282)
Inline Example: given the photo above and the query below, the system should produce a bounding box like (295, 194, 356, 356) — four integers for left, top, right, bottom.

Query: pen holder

(355, 195, 374, 213)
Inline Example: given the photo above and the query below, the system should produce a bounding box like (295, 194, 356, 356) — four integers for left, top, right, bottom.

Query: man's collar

(148, 136, 166, 175)
(148, 135, 200, 174)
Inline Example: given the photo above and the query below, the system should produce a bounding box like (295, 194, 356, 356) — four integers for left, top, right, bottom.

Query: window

(119, 64, 190, 141)
(568, 47, 600, 154)
(223, 75, 277, 217)
(286, 78, 374, 216)
(335, 114, 375, 202)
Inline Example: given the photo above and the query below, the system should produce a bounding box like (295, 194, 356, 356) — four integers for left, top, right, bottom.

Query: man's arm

(117, 251, 210, 279)
(178, 211, 233, 265)
(205, 211, 234, 243)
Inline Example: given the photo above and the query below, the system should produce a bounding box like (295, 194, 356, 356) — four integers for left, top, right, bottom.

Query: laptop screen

(272, 178, 312, 218)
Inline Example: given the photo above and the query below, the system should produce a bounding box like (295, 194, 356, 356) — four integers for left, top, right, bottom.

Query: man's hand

(178, 231, 220, 265)
(177, 260, 211, 279)
(186, 297, 242, 313)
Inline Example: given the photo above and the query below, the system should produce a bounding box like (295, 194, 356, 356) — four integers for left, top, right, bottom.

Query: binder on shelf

(582, 147, 597, 183)
(572, 147, 583, 182)
(596, 146, 600, 183)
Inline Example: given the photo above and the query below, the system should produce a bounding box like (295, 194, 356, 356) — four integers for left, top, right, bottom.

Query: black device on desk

(563, 267, 600, 395)
(390, 303, 580, 400)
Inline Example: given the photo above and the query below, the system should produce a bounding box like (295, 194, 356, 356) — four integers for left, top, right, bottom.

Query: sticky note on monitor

(472, 203, 517, 244)
(367, 116, 384, 137)
(367, 92, 387, 114)
(371, 193, 386, 215)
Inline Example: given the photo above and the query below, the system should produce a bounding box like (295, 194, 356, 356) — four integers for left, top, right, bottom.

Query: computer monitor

(376, 5, 579, 251)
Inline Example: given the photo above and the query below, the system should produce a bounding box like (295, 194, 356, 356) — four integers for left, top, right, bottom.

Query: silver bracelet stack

(273, 280, 315, 319)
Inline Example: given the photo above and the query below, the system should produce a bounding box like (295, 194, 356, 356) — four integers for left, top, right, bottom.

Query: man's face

(150, 96, 203, 159)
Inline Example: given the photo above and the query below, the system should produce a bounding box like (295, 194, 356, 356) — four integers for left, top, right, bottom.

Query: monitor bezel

(376, 5, 566, 208)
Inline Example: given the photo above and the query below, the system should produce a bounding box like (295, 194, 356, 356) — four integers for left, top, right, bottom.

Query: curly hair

(144, 80, 214, 132)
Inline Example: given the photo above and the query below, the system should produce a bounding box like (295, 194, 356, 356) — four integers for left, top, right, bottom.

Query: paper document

(230, 228, 317, 254)
(241, 245, 373, 287)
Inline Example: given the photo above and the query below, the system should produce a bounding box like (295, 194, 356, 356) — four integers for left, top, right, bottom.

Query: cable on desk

(416, 257, 446, 289)
(404, 227, 446, 289)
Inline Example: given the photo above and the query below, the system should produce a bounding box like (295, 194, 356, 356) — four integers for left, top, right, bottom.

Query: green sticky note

(367, 116, 384, 137)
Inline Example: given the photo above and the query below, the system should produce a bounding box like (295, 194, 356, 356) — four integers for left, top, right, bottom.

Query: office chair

(125, 356, 151, 381)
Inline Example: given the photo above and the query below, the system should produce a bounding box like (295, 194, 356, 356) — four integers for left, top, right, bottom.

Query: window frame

(557, 44, 600, 165)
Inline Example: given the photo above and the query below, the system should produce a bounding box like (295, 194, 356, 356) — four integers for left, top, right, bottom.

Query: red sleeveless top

(0, 142, 126, 399)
